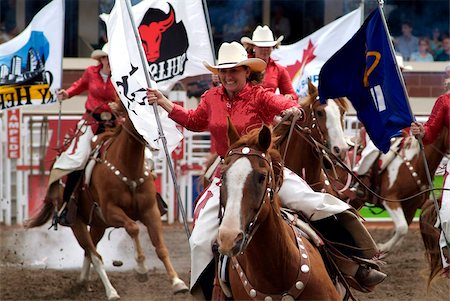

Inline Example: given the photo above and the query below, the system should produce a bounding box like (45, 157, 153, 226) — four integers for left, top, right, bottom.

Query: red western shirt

(169, 83, 298, 157)
(423, 93, 450, 144)
(66, 64, 117, 113)
(263, 58, 298, 101)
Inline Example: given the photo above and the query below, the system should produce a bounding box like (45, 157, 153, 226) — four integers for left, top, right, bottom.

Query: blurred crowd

(393, 21, 449, 62)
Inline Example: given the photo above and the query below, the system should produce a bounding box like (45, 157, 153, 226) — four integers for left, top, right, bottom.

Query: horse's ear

(227, 116, 240, 145)
(307, 79, 317, 95)
(258, 125, 272, 152)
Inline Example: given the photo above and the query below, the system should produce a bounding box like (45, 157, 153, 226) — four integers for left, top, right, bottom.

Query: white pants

(438, 161, 450, 269)
(353, 138, 379, 175)
(53, 119, 94, 171)
(189, 167, 350, 289)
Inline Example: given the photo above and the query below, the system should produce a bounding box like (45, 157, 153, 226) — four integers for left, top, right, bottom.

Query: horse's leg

(79, 226, 106, 284)
(71, 220, 119, 301)
(378, 200, 409, 257)
(140, 203, 189, 294)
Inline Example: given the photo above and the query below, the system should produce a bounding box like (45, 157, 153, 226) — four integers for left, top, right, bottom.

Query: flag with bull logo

(318, 7, 413, 153)
(105, 0, 183, 154)
(104, 0, 215, 94)
(0, 0, 64, 111)
(271, 7, 362, 97)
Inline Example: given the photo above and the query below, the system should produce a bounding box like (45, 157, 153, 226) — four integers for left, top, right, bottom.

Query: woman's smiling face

(218, 66, 250, 97)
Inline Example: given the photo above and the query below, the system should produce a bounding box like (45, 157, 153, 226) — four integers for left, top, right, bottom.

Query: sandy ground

(0, 222, 448, 301)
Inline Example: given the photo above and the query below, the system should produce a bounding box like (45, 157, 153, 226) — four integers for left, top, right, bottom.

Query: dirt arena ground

(0, 222, 448, 301)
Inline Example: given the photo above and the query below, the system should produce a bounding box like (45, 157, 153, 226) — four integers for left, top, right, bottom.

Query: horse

(25, 108, 188, 300)
(348, 126, 449, 257)
(419, 198, 446, 285)
(274, 80, 350, 195)
(216, 121, 341, 300)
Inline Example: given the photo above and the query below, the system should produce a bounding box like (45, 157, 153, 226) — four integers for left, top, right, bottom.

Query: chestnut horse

(26, 111, 188, 300)
(217, 123, 341, 301)
(274, 80, 350, 194)
(349, 126, 449, 257)
(419, 198, 445, 285)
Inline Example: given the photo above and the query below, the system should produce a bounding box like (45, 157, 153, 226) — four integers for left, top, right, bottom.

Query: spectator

(394, 21, 419, 61)
(435, 37, 450, 61)
(430, 27, 443, 57)
(271, 5, 290, 41)
(410, 38, 434, 62)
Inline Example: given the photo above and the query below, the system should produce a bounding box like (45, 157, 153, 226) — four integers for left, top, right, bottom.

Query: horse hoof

(135, 271, 149, 282)
(107, 292, 120, 301)
(172, 278, 189, 294)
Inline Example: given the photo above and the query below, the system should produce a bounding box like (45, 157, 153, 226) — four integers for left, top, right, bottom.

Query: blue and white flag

(318, 7, 413, 153)
(105, 0, 183, 154)
(0, 0, 64, 111)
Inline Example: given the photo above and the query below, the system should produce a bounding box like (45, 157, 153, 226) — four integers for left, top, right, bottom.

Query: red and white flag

(272, 7, 362, 97)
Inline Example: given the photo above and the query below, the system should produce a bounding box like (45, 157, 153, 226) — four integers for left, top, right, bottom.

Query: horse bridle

(220, 146, 276, 252)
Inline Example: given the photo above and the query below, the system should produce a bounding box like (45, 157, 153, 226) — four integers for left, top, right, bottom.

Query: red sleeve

(168, 93, 210, 132)
(423, 94, 449, 144)
(277, 66, 298, 101)
(66, 68, 90, 98)
(256, 87, 300, 123)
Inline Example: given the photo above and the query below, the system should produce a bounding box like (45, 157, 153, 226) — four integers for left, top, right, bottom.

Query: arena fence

(0, 111, 436, 225)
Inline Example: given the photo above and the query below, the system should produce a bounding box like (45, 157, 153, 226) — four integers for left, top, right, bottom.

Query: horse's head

(217, 119, 283, 257)
(300, 80, 349, 160)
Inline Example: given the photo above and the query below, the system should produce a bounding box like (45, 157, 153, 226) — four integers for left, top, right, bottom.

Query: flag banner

(271, 7, 361, 97)
(102, 0, 215, 94)
(106, 0, 183, 154)
(318, 7, 413, 153)
(0, 0, 64, 111)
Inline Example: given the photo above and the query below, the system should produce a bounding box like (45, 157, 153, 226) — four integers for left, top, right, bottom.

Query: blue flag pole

(378, 0, 450, 253)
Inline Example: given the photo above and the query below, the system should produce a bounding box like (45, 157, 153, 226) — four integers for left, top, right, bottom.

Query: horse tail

(24, 201, 55, 228)
(419, 198, 442, 286)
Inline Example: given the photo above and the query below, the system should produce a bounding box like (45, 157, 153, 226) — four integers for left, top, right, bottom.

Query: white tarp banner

(272, 7, 362, 97)
(0, 0, 64, 111)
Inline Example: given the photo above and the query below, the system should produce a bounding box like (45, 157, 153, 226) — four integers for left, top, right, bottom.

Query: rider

(48, 43, 119, 226)
(146, 41, 386, 299)
(241, 25, 298, 101)
(410, 89, 450, 278)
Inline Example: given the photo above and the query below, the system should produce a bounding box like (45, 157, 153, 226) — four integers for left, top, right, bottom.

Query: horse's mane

(299, 81, 349, 112)
(227, 126, 284, 190)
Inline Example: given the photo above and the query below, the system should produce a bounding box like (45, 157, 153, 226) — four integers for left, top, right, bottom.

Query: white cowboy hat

(395, 55, 412, 71)
(91, 43, 109, 60)
(203, 42, 266, 74)
(241, 25, 284, 48)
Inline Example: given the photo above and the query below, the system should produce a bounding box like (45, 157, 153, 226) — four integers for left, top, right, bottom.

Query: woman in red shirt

(147, 42, 385, 298)
(241, 25, 298, 101)
(411, 92, 450, 277)
(50, 43, 119, 226)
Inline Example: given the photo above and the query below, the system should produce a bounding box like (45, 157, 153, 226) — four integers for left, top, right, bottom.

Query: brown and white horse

(217, 122, 341, 301)
(274, 80, 350, 194)
(351, 126, 449, 257)
(26, 111, 188, 300)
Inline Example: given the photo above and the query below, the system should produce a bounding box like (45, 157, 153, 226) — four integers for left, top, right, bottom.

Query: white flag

(106, 0, 183, 154)
(272, 7, 362, 97)
(0, 0, 64, 111)
(103, 0, 215, 94)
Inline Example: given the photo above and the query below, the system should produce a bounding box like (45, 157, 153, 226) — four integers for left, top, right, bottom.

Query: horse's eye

(316, 110, 324, 117)
(257, 173, 266, 184)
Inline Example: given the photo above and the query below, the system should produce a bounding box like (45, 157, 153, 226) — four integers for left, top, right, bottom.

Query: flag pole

(201, 0, 217, 65)
(56, 0, 65, 150)
(123, 0, 191, 238)
(378, 0, 450, 252)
